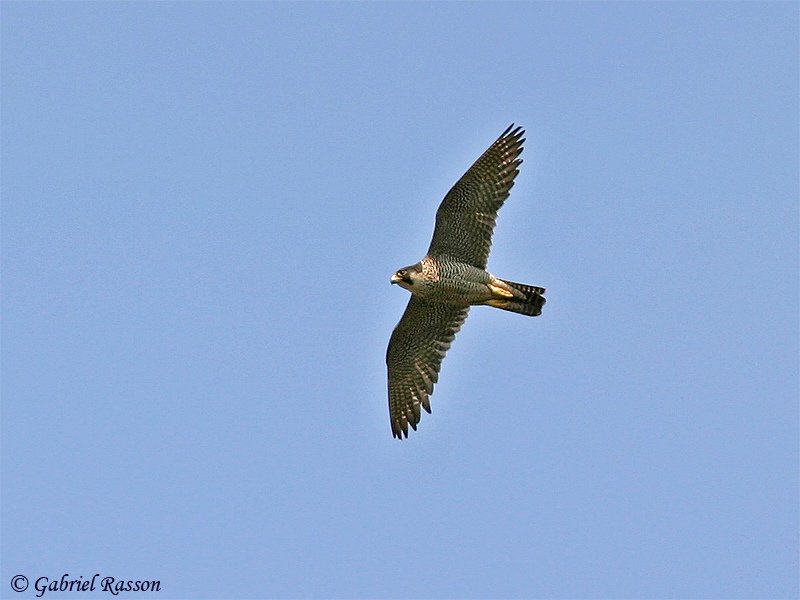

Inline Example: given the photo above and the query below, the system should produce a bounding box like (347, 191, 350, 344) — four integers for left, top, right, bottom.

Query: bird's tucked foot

(483, 279, 546, 317)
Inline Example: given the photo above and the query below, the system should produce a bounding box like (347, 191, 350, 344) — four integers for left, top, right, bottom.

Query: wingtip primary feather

(502, 123, 524, 139)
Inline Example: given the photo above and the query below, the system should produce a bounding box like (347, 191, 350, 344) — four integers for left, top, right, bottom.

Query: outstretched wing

(427, 125, 524, 269)
(386, 297, 470, 439)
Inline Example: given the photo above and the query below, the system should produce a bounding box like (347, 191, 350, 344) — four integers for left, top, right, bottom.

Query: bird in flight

(386, 124, 546, 439)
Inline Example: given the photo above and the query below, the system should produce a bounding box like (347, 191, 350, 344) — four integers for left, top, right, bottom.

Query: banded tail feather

(487, 279, 546, 316)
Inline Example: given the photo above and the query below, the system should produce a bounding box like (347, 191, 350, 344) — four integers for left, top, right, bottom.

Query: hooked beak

(390, 273, 402, 285)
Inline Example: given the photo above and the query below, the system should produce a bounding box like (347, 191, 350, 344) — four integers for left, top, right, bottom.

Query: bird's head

(391, 263, 422, 292)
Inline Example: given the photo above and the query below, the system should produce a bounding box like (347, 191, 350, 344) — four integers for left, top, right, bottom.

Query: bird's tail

(486, 279, 546, 317)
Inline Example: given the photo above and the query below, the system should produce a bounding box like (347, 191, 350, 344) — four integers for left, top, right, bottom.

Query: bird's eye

(398, 270, 407, 277)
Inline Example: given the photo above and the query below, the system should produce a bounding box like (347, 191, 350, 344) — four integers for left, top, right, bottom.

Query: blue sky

(2, 2, 797, 598)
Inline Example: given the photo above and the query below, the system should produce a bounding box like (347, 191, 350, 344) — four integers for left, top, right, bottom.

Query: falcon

(387, 124, 546, 439)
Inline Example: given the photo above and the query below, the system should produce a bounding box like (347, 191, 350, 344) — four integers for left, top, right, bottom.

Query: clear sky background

(2, 3, 798, 599)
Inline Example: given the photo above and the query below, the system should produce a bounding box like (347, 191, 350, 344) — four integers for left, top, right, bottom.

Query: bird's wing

(427, 125, 524, 269)
(386, 297, 470, 439)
